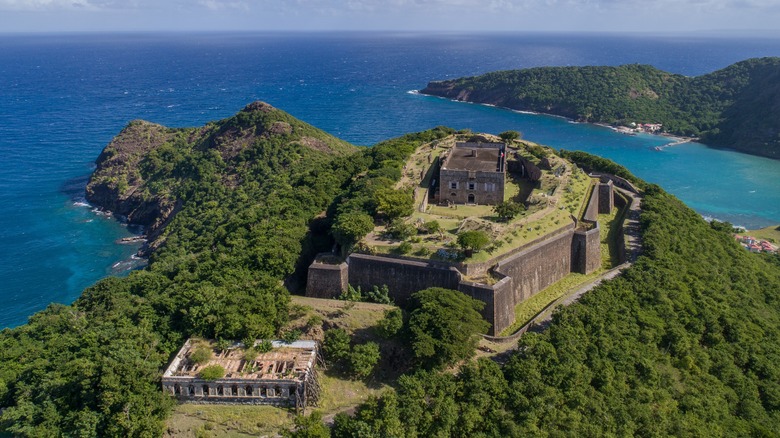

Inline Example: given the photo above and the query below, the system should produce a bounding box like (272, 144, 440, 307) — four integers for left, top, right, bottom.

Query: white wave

(406, 90, 420, 95)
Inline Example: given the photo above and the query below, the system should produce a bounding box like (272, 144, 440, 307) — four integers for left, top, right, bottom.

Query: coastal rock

(86, 120, 176, 234)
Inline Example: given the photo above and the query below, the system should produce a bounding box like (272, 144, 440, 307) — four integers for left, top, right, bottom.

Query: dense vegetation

(0, 104, 448, 436)
(319, 160, 780, 436)
(421, 58, 780, 159)
(2, 100, 779, 436)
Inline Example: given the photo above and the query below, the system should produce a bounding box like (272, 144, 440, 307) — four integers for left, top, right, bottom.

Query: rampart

(599, 180, 615, 214)
(306, 175, 627, 335)
(306, 259, 348, 299)
(347, 254, 461, 304)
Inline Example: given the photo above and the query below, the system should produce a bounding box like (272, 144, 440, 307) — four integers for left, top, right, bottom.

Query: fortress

(306, 139, 635, 336)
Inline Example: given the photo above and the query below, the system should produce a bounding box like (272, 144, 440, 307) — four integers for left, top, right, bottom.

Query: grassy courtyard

(363, 137, 595, 265)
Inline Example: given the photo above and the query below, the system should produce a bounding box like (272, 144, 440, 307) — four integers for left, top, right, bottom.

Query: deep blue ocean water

(2, 32, 780, 329)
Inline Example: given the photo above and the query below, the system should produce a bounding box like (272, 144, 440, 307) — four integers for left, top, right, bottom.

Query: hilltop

(86, 101, 355, 254)
(421, 57, 780, 159)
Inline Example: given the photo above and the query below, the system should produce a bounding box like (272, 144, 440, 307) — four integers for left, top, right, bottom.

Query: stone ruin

(162, 338, 320, 410)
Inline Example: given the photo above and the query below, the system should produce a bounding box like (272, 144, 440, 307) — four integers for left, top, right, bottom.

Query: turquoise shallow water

(1, 32, 779, 328)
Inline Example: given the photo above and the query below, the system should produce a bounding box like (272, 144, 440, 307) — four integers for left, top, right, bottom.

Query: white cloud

(198, 0, 248, 11)
(0, 0, 93, 10)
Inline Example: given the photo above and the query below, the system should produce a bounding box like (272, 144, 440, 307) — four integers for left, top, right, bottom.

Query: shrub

(385, 220, 417, 240)
(189, 346, 212, 365)
(199, 365, 225, 380)
(257, 339, 273, 353)
(244, 349, 258, 362)
(421, 220, 441, 235)
(306, 314, 323, 329)
(365, 285, 392, 305)
(349, 342, 381, 379)
(377, 308, 404, 338)
(323, 328, 351, 367)
(339, 284, 363, 302)
(281, 329, 301, 344)
(396, 241, 413, 254)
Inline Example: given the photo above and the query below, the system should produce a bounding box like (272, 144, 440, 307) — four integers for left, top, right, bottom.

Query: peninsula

(420, 57, 780, 160)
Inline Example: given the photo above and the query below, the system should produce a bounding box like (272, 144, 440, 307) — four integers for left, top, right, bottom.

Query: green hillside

(421, 58, 780, 159)
(326, 162, 780, 437)
(0, 101, 453, 436)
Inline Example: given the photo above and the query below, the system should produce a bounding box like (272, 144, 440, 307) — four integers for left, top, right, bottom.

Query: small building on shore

(438, 141, 506, 205)
(161, 338, 320, 410)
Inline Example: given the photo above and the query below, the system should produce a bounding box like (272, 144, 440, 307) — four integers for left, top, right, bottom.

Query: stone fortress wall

(307, 176, 629, 336)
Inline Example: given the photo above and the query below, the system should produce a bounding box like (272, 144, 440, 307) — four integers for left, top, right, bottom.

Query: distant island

(420, 57, 780, 160)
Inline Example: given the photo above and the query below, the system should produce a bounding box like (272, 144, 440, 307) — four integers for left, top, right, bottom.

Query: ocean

(1, 31, 780, 329)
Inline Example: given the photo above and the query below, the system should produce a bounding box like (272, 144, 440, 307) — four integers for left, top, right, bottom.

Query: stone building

(162, 338, 319, 410)
(439, 142, 506, 205)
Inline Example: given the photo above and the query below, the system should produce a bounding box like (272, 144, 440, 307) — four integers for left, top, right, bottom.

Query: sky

(0, 0, 779, 34)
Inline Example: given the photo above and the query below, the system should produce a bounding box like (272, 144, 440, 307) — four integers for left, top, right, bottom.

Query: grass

(365, 136, 595, 267)
(165, 404, 293, 438)
(498, 270, 603, 336)
(746, 225, 780, 244)
(317, 374, 390, 413)
(599, 193, 627, 269)
(427, 203, 497, 219)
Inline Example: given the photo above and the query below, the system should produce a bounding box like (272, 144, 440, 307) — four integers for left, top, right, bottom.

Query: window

(485, 183, 495, 192)
(468, 182, 476, 190)
(449, 181, 458, 190)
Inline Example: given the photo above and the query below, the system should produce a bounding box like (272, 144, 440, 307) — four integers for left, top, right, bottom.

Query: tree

(493, 201, 524, 222)
(376, 188, 414, 220)
(349, 342, 381, 379)
(407, 288, 490, 369)
(499, 130, 522, 143)
(332, 211, 374, 255)
(457, 230, 491, 256)
(322, 328, 351, 367)
(284, 411, 331, 438)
